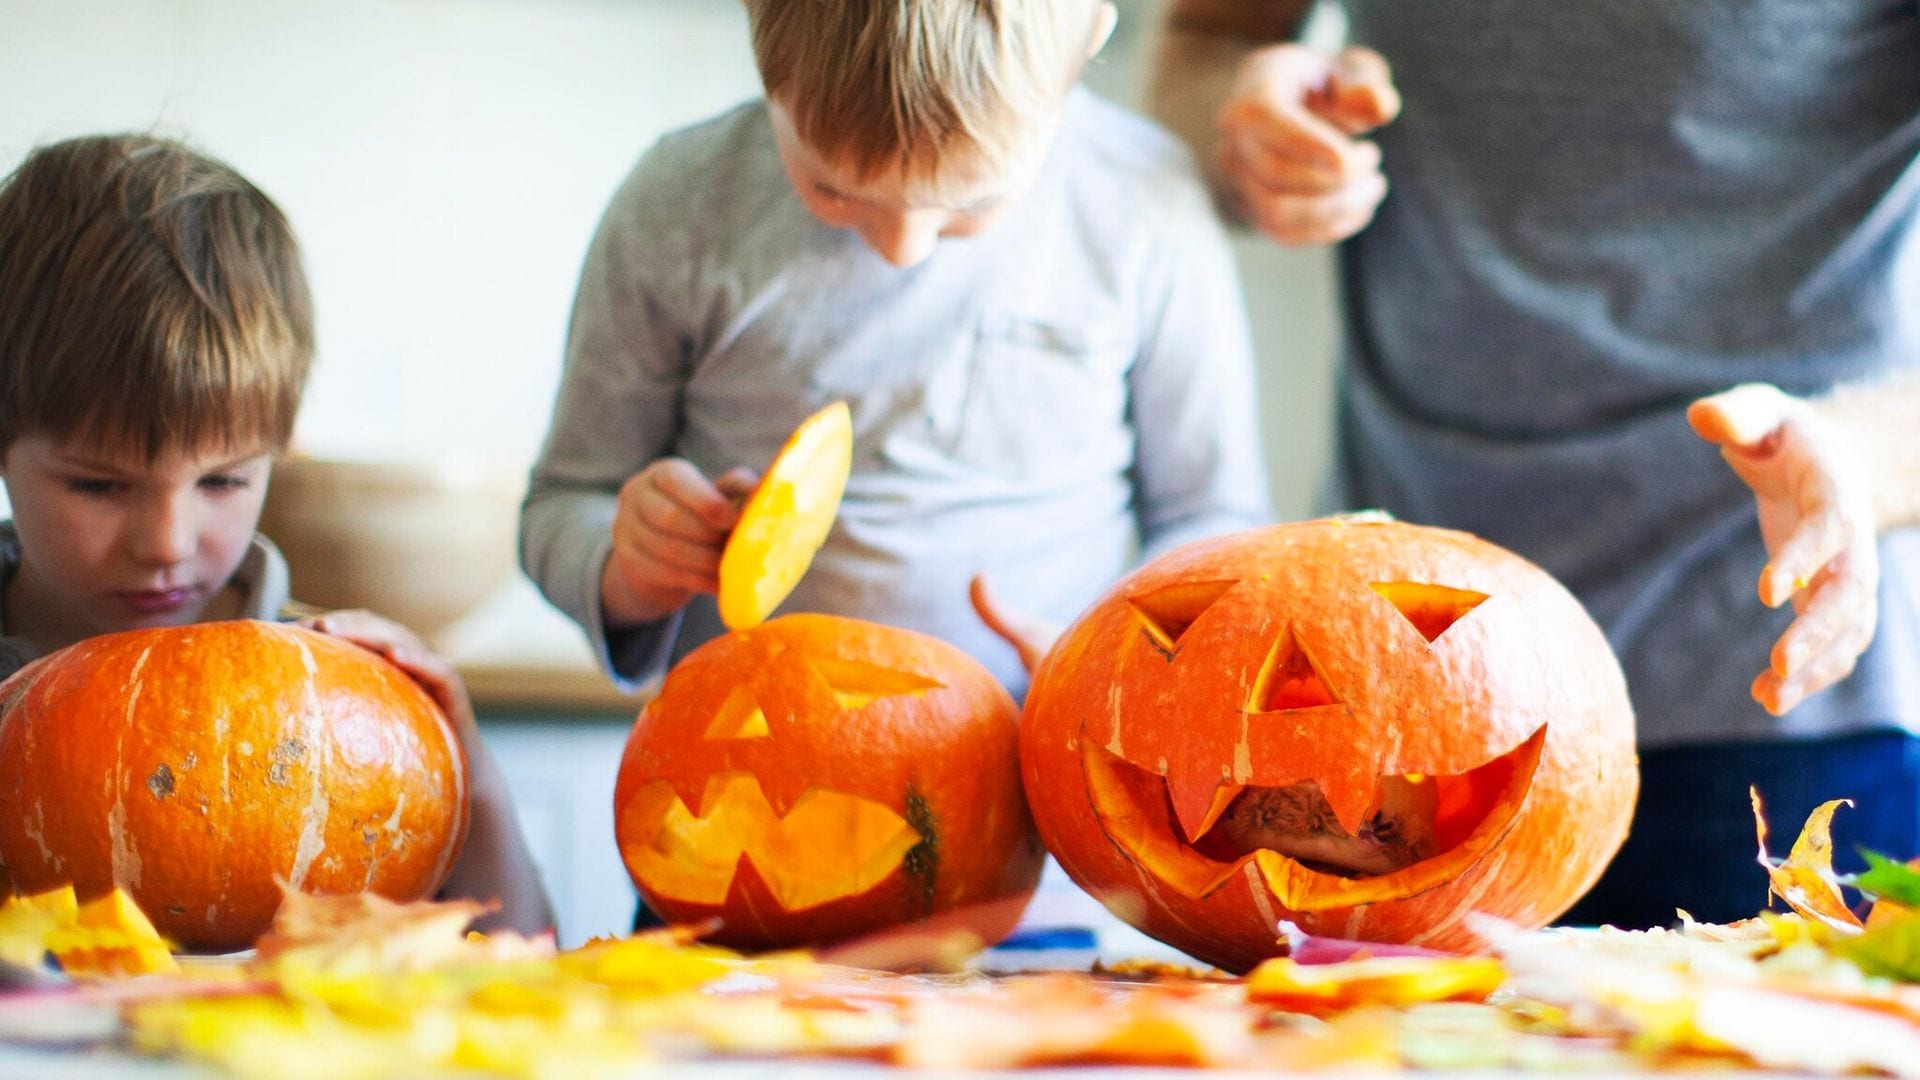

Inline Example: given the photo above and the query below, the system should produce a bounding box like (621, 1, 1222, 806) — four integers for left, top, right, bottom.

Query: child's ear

(1087, 3, 1118, 59)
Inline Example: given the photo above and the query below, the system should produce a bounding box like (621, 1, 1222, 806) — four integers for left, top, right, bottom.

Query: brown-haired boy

(0, 134, 552, 935)
(524, 1, 1271, 696)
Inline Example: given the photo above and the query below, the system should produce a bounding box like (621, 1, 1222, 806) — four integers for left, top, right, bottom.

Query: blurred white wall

(0, 0, 1339, 518)
(0, 0, 1346, 950)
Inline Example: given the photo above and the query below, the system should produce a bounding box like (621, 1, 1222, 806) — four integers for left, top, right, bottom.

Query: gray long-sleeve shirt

(521, 90, 1270, 697)
(1336, 0, 1920, 746)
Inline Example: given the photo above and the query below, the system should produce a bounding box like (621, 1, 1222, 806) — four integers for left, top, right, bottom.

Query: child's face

(1, 434, 273, 639)
(769, 98, 1056, 269)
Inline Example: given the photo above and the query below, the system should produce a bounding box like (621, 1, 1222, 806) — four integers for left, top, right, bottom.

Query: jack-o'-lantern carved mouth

(1082, 729, 1545, 912)
(621, 774, 924, 913)
(1081, 576, 1546, 912)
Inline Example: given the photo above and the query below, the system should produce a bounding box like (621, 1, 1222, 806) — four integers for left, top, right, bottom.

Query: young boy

(522, 0, 1270, 696)
(0, 134, 552, 935)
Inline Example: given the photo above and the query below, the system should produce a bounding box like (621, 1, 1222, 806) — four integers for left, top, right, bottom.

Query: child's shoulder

(609, 100, 783, 225)
(1054, 89, 1214, 212)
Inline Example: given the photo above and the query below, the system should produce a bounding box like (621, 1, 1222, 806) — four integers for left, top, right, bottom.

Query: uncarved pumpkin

(0, 620, 468, 951)
(1021, 518, 1637, 971)
(614, 613, 1043, 952)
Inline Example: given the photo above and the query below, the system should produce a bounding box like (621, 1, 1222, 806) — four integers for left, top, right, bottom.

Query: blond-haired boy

(524, 1, 1270, 695)
(0, 134, 551, 934)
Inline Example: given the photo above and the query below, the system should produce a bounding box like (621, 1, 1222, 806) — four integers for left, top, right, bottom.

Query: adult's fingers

(1769, 556, 1877, 677)
(1760, 500, 1852, 608)
(1239, 170, 1389, 247)
(1755, 616, 1875, 716)
(1686, 383, 1795, 453)
(1223, 129, 1380, 195)
(1220, 94, 1358, 182)
(1316, 47, 1401, 133)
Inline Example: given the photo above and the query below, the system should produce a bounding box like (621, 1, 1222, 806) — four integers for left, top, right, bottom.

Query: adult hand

(600, 459, 758, 626)
(1687, 383, 1881, 716)
(1216, 43, 1400, 247)
(302, 608, 473, 731)
(969, 573, 1061, 674)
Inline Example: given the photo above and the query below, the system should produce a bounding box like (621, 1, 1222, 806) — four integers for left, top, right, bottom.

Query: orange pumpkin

(614, 613, 1044, 952)
(1021, 517, 1637, 971)
(0, 620, 468, 951)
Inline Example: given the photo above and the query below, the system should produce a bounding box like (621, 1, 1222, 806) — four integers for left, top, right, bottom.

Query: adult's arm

(1148, 0, 1399, 246)
(1688, 374, 1920, 715)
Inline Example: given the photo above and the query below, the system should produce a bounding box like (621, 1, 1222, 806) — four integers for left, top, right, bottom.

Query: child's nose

(127, 495, 196, 567)
(865, 210, 943, 268)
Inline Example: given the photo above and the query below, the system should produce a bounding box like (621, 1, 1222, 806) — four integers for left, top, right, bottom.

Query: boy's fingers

(648, 459, 739, 532)
(630, 528, 724, 579)
(715, 467, 760, 504)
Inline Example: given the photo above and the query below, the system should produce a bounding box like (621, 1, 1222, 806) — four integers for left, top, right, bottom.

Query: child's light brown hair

(0, 134, 314, 463)
(746, 0, 1104, 185)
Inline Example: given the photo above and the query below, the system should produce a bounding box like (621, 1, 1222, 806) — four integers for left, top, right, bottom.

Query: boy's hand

(1687, 383, 1881, 717)
(301, 609, 475, 732)
(302, 607, 557, 935)
(969, 573, 1062, 674)
(1216, 43, 1399, 247)
(601, 460, 759, 627)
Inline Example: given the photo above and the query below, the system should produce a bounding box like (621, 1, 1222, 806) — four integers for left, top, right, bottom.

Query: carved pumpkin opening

(704, 685, 771, 740)
(621, 773, 922, 912)
(810, 657, 944, 711)
(1081, 726, 1546, 912)
(1369, 582, 1489, 644)
(1128, 580, 1235, 657)
(1247, 626, 1340, 712)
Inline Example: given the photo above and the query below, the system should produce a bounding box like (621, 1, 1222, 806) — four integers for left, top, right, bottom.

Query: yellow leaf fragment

(0, 884, 78, 968)
(50, 889, 179, 977)
(1750, 788, 1861, 933)
(1245, 955, 1506, 1016)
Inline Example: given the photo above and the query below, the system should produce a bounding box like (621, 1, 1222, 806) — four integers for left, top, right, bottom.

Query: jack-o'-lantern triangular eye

(811, 656, 943, 711)
(1128, 580, 1236, 657)
(1370, 582, 1489, 644)
(1247, 625, 1341, 712)
(704, 684, 770, 740)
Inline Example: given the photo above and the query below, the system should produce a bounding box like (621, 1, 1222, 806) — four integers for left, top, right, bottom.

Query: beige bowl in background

(259, 456, 524, 644)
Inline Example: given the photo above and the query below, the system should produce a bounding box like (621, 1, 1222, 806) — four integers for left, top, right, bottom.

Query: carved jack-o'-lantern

(614, 614, 1045, 951)
(1021, 518, 1638, 971)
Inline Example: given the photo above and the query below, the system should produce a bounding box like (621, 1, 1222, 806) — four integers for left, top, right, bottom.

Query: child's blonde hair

(746, 0, 1103, 185)
(0, 134, 313, 463)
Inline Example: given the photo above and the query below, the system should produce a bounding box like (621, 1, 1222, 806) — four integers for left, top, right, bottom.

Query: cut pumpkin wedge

(717, 401, 853, 630)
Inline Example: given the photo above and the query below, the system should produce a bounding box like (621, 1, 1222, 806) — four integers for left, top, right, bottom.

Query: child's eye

(199, 474, 250, 493)
(63, 477, 120, 496)
(814, 183, 848, 203)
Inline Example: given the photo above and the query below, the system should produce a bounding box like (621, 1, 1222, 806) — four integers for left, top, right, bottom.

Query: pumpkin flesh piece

(717, 402, 854, 631)
(621, 774, 921, 912)
(1082, 725, 1546, 911)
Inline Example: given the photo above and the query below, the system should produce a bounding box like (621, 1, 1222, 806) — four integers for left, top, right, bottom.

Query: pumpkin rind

(614, 613, 1043, 952)
(0, 621, 469, 951)
(1021, 519, 1638, 971)
(717, 401, 853, 631)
